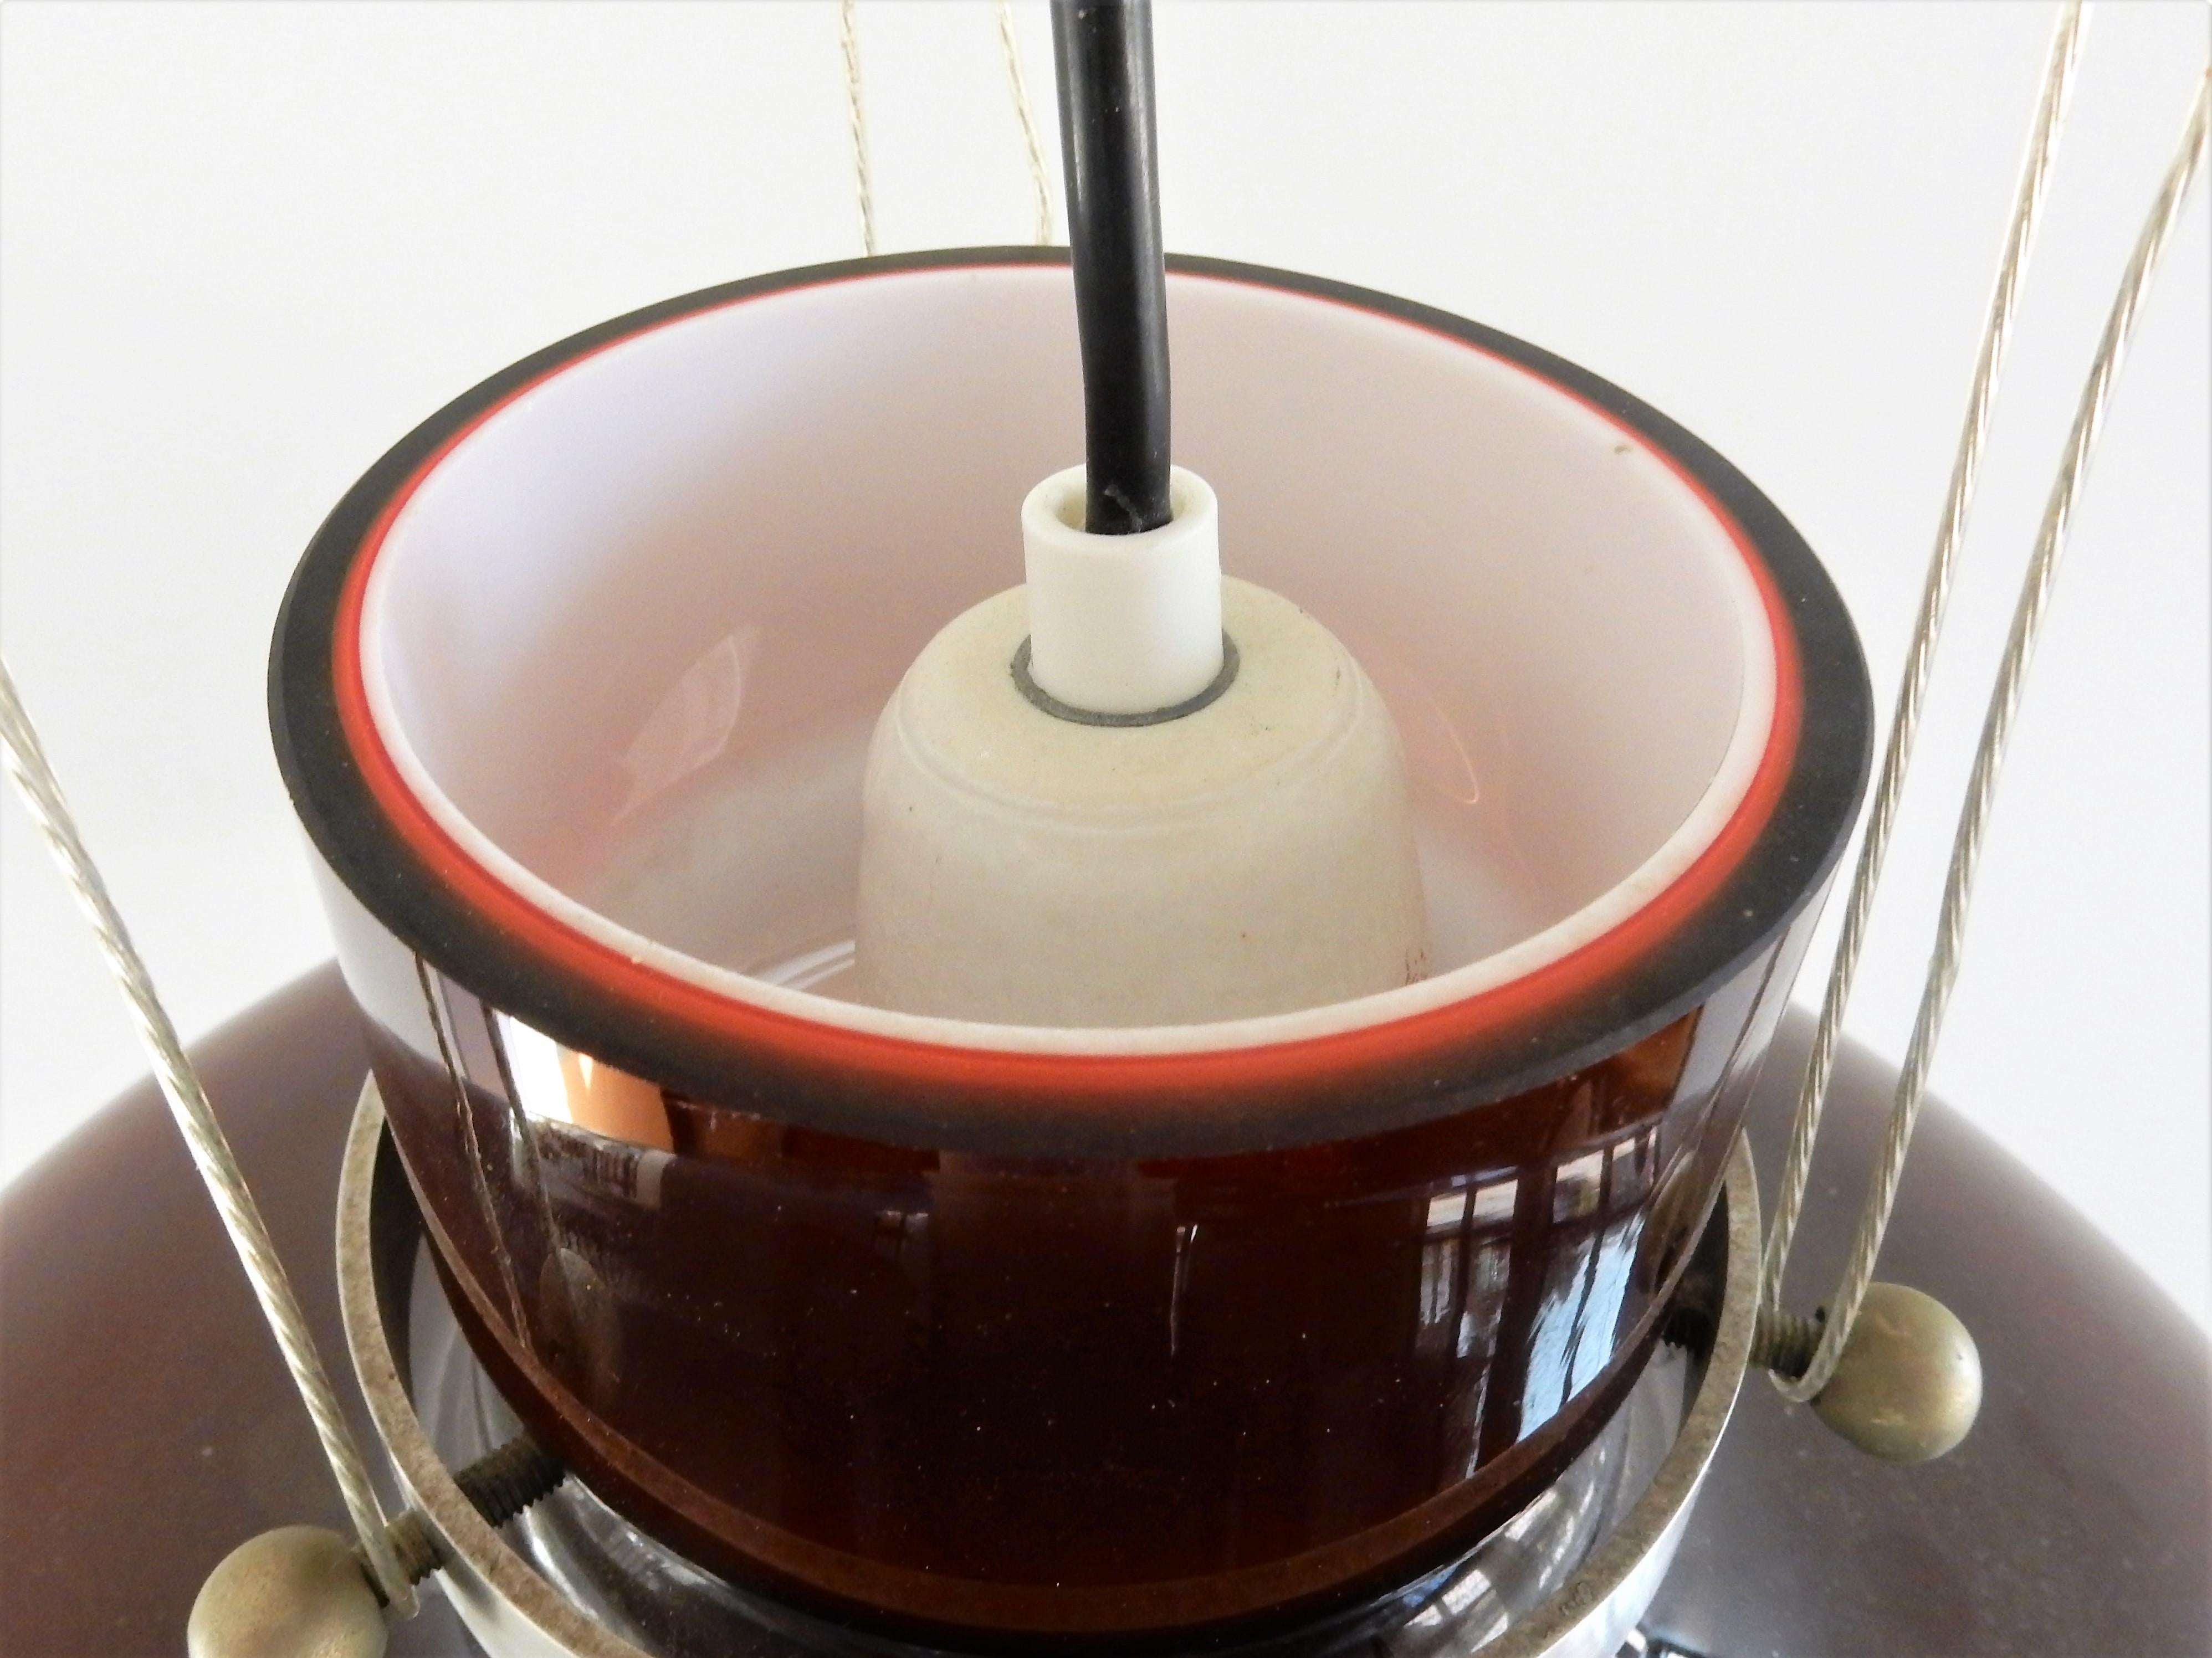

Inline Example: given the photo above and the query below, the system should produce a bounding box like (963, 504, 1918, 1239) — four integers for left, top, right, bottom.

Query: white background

(3, 2, 2205, 1325)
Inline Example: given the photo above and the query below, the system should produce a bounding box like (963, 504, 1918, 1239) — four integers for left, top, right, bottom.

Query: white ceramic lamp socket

(853, 465, 1431, 1027)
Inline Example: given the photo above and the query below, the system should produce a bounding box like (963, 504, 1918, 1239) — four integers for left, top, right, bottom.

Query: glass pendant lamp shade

(272, 249, 1871, 1647)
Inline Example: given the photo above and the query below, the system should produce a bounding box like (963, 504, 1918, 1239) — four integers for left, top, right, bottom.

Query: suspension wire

(1779, 66, 2211, 1404)
(0, 661, 416, 1614)
(841, 0, 877, 256)
(1761, 0, 2087, 1314)
(999, 0, 1056, 243)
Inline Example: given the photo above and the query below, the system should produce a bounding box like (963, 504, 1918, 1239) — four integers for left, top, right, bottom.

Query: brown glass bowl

(272, 250, 1870, 1649)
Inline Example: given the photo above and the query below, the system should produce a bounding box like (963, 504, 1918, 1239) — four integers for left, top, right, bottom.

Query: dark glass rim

(272, 247, 1871, 1157)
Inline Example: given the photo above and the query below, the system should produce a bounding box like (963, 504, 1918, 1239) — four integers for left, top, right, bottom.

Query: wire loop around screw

(0, 663, 417, 1614)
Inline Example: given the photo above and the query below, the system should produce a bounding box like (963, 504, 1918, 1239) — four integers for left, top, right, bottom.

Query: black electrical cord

(1051, 0, 1172, 536)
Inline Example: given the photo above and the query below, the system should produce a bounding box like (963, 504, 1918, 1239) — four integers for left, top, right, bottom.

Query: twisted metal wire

(840, 0, 877, 256)
(1761, 0, 2088, 1315)
(997, 0, 1054, 243)
(0, 661, 416, 1614)
(1780, 68, 2211, 1402)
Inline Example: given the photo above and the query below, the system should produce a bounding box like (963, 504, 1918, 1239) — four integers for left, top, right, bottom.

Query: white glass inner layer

(360, 265, 1774, 1049)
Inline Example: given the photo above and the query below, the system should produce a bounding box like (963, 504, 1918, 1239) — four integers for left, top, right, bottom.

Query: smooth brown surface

(2, 965, 2206, 1656)
(1655, 1018, 2212, 1657)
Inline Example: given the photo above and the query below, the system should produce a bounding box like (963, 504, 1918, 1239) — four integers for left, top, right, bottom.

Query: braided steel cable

(999, 0, 1055, 243)
(1779, 66, 2211, 1402)
(1762, 0, 2088, 1316)
(841, 0, 877, 256)
(0, 661, 416, 1614)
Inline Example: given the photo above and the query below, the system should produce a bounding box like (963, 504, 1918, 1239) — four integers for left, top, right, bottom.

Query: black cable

(1051, 0, 1172, 536)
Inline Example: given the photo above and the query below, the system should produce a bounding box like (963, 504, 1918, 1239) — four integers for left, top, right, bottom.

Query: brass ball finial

(1809, 1282, 1983, 1463)
(187, 1526, 387, 1658)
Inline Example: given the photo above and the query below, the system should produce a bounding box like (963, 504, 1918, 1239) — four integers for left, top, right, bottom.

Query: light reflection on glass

(1517, 1124, 1661, 1441)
